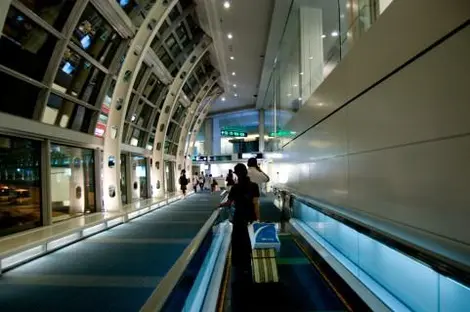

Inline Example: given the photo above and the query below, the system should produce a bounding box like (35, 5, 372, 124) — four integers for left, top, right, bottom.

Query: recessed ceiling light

(234, 93, 238, 97)
(230, 56, 234, 60)
(221, 97, 226, 101)
(293, 84, 298, 87)
(227, 33, 233, 39)
(287, 93, 292, 97)
(321, 34, 326, 38)
(298, 97, 302, 101)
(233, 84, 237, 87)
(309, 56, 313, 60)
(317, 102, 324, 107)
(223, 1, 230, 9)
(299, 72, 304, 75)
(232, 72, 236, 76)
(331, 31, 339, 37)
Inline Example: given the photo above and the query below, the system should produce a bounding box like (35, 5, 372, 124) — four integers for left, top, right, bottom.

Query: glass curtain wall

(120, 153, 128, 204)
(0, 135, 41, 237)
(131, 155, 148, 202)
(50, 144, 95, 222)
(263, 0, 379, 151)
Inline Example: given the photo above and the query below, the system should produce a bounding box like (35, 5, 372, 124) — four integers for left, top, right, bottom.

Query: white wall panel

(348, 135, 470, 245)
(348, 26, 470, 153)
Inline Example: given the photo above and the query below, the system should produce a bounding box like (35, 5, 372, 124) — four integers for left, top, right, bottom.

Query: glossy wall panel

(284, 0, 470, 135)
(347, 26, 470, 153)
(278, 0, 470, 263)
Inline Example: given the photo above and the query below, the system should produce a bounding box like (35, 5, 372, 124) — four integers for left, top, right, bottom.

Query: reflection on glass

(50, 144, 95, 222)
(120, 154, 127, 204)
(54, 48, 106, 104)
(71, 4, 122, 67)
(43, 93, 96, 133)
(17, 0, 75, 31)
(1, 6, 57, 80)
(0, 135, 41, 237)
(132, 156, 148, 201)
(0, 71, 41, 119)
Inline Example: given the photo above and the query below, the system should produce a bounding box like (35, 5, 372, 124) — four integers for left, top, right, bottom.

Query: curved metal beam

(102, 0, 179, 211)
(176, 71, 219, 173)
(151, 35, 212, 196)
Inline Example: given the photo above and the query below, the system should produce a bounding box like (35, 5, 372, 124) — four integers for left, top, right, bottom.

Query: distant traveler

(247, 158, 270, 220)
(179, 170, 189, 197)
(219, 163, 259, 275)
(198, 172, 205, 191)
(210, 174, 218, 193)
(226, 169, 235, 191)
(192, 172, 199, 193)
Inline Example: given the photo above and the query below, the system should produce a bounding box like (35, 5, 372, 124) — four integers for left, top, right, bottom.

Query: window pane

(132, 156, 148, 200)
(71, 4, 122, 67)
(1, 6, 57, 80)
(18, 0, 75, 31)
(43, 94, 97, 134)
(133, 63, 148, 90)
(95, 80, 115, 137)
(0, 71, 41, 119)
(120, 153, 127, 204)
(50, 144, 95, 222)
(54, 48, 106, 104)
(0, 135, 41, 237)
(168, 7, 180, 21)
(129, 127, 147, 148)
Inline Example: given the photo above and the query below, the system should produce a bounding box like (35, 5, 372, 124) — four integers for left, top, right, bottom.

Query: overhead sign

(221, 130, 247, 137)
(269, 130, 296, 137)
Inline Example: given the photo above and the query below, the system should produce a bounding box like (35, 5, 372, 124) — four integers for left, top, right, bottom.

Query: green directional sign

(221, 130, 247, 137)
(269, 130, 297, 137)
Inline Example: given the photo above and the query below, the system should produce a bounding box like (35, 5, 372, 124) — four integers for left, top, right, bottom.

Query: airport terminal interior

(0, 0, 468, 311)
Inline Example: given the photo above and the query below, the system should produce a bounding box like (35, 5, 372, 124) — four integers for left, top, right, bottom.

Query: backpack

(179, 176, 188, 186)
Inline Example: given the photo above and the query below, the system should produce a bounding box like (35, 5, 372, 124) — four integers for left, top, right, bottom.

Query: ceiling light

(299, 72, 304, 75)
(331, 31, 339, 37)
(340, 14, 345, 18)
(227, 33, 233, 39)
(234, 93, 238, 97)
(232, 72, 236, 76)
(321, 34, 326, 38)
(221, 97, 226, 101)
(287, 93, 292, 97)
(233, 84, 237, 87)
(317, 102, 324, 107)
(309, 56, 313, 60)
(298, 97, 302, 101)
(293, 84, 298, 87)
(223, 1, 230, 9)
(230, 56, 234, 60)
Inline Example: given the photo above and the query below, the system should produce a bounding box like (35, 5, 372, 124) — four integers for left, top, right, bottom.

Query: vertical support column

(0, 0, 12, 38)
(259, 108, 265, 152)
(300, 7, 324, 101)
(41, 139, 52, 226)
(212, 117, 221, 155)
(94, 148, 103, 212)
(204, 118, 213, 155)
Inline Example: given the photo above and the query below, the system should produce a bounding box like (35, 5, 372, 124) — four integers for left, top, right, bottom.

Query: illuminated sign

(269, 130, 296, 137)
(221, 130, 247, 137)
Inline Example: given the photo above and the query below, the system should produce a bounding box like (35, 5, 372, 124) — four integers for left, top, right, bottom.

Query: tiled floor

(0, 193, 221, 312)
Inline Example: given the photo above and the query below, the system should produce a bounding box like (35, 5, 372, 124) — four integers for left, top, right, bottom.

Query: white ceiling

(195, 0, 274, 113)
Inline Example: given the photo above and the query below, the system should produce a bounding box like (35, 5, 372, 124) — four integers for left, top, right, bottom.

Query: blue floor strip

(0, 194, 221, 312)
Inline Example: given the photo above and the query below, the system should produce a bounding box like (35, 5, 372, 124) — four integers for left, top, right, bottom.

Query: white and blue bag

(248, 222, 281, 251)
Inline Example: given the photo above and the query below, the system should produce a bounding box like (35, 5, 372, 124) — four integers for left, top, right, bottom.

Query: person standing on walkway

(247, 158, 270, 220)
(219, 163, 259, 276)
(226, 169, 235, 191)
(179, 170, 189, 197)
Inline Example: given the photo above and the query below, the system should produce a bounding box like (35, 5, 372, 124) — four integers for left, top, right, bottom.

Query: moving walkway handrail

(273, 185, 470, 287)
(140, 207, 221, 312)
